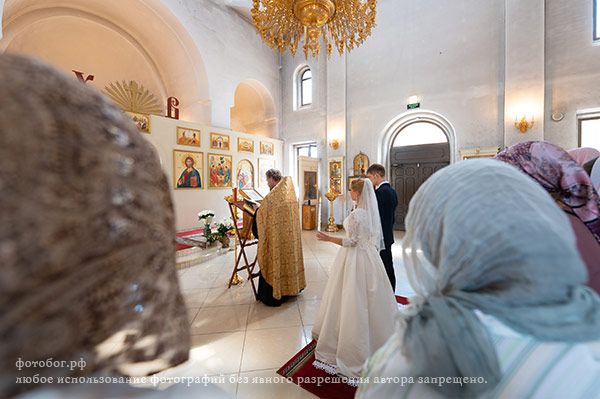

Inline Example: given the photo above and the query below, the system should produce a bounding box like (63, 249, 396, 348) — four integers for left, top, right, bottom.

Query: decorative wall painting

(238, 137, 254, 153)
(126, 111, 150, 133)
(173, 150, 203, 189)
(260, 141, 274, 155)
(210, 132, 230, 150)
(176, 127, 201, 147)
(330, 178, 342, 195)
(208, 153, 233, 189)
(328, 157, 344, 195)
(353, 152, 369, 176)
(236, 159, 254, 189)
(304, 171, 318, 201)
(258, 158, 276, 187)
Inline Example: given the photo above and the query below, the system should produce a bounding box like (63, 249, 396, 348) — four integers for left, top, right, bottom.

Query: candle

(233, 187, 237, 201)
(317, 195, 322, 231)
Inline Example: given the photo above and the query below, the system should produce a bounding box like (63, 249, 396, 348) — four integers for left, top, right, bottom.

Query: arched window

(294, 65, 312, 110)
(392, 122, 448, 147)
(300, 68, 312, 107)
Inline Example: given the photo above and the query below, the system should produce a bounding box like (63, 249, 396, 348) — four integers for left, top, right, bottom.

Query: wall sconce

(329, 139, 339, 150)
(515, 115, 534, 133)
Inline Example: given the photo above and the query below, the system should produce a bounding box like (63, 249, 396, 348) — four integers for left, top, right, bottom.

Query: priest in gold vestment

(255, 170, 306, 306)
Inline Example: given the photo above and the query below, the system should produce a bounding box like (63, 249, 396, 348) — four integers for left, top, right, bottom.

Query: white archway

(0, 0, 211, 123)
(378, 109, 457, 171)
(230, 78, 278, 138)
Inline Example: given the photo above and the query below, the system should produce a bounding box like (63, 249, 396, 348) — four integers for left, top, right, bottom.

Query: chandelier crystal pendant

(251, 0, 377, 60)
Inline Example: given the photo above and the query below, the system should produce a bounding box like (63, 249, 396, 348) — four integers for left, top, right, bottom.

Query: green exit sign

(407, 103, 420, 109)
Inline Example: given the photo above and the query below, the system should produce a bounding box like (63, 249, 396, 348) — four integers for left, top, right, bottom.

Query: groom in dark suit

(367, 164, 398, 291)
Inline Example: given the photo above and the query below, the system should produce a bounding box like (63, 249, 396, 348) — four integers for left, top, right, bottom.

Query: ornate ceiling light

(251, 0, 377, 60)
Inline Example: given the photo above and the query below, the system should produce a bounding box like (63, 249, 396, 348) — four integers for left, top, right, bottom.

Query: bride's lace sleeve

(342, 209, 367, 247)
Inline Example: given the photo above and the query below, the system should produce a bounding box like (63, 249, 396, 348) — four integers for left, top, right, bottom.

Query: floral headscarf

(496, 141, 600, 243)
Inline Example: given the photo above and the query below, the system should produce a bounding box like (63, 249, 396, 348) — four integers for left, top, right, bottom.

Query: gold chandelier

(251, 0, 377, 60)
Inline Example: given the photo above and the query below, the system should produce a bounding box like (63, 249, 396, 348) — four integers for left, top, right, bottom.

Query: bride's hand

(316, 231, 329, 242)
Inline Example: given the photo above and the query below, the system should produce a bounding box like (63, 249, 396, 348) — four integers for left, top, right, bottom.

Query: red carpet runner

(175, 229, 204, 251)
(277, 295, 408, 399)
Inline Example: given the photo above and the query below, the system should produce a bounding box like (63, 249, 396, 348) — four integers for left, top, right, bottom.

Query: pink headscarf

(567, 147, 600, 165)
(495, 141, 600, 243)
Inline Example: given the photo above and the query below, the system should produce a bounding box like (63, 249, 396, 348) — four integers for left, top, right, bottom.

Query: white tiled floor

(151, 230, 412, 398)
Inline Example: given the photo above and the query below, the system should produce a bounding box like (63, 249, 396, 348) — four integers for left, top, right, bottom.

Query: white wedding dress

(312, 180, 399, 381)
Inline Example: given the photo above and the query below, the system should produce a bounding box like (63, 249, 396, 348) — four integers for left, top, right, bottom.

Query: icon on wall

(173, 150, 203, 189)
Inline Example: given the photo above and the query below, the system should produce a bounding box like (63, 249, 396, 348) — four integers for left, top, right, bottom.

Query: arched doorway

(389, 119, 451, 230)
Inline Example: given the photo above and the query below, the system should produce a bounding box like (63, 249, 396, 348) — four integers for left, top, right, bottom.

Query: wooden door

(391, 143, 450, 230)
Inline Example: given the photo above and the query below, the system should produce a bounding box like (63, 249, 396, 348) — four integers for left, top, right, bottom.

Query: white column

(504, 0, 545, 147)
(326, 52, 347, 225)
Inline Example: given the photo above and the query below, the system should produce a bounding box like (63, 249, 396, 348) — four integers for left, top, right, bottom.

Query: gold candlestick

(227, 189, 243, 285)
(324, 188, 339, 232)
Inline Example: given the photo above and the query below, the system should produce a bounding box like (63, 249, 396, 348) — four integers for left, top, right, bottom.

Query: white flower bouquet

(197, 210, 215, 221)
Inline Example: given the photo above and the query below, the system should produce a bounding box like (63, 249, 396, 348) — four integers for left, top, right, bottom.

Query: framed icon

(173, 150, 203, 189)
(126, 111, 150, 133)
(176, 127, 201, 147)
(236, 159, 254, 188)
(207, 153, 233, 189)
(238, 137, 254, 153)
(260, 141, 274, 155)
(210, 132, 230, 150)
(258, 158, 276, 187)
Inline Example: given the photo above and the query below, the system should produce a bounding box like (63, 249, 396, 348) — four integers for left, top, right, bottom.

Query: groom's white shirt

(375, 181, 389, 190)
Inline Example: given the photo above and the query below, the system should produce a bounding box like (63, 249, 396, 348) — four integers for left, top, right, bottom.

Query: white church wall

(544, 0, 600, 150)
(160, 0, 281, 131)
(281, 0, 505, 222)
(280, 56, 328, 210)
(346, 0, 505, 164)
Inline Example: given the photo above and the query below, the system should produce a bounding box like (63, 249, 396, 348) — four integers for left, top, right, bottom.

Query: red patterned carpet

(175, 228, 204, 251)
(277, 295, 409, 399)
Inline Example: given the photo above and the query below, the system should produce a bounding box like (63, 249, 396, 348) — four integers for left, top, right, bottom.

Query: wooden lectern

(227, 199, 260, 299)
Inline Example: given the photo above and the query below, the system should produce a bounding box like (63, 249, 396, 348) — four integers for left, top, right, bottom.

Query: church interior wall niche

(236, 159, 255, 188)
(211, 132, 230, 150)
(208, 153, 233, 189)
(176, 127, 201, 147)
(174, 150, 203, 189)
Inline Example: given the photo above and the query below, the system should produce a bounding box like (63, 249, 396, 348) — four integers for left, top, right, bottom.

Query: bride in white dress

(312, 178, 399, 381)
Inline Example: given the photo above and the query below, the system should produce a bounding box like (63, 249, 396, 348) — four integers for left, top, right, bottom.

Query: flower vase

(203, 221, 211, 236)
(219, 236, 230, 248)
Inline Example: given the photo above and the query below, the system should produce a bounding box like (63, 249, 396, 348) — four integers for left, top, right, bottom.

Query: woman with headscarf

(568, 147, 600, 166)
(0, 54, 231, 398)
(313, 178, 398, 384)
(495, 141, 600, 294)
(356, 159, 600, 398)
